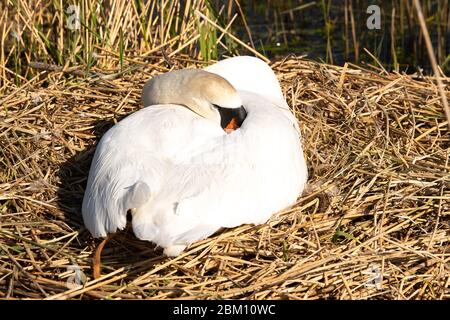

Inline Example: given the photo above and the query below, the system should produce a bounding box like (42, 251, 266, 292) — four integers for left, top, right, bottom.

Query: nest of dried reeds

(0, 54, 449, 299)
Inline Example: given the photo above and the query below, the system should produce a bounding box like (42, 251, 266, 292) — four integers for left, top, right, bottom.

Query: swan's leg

(163, 245, 187, 257)
(93, 233, 115, 279)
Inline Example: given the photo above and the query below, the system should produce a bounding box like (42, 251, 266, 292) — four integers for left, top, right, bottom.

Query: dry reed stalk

(412, 0, 450, 132)
(195, 10, 270, 63)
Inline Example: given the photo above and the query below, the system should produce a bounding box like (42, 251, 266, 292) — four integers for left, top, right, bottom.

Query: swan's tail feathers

(82, 176, 152, 239)
(122, 181, 151, 212)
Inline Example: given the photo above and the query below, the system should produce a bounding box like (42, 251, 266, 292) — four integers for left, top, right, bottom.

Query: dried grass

(0, 54, 449, 299)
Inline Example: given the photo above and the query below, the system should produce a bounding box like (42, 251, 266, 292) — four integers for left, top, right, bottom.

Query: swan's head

(142, 69, 247, 131)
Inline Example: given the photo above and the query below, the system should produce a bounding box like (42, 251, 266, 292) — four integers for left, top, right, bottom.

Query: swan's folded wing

(81, 106, 223, 239)
(82, 143, 153, 237)
(157, 132, 268, 245)
(81, 131, 163, 238)
(161, 99, 307, 246)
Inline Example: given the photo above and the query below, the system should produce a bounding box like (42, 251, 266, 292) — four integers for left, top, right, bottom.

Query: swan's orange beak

(224, 118, 239, 133)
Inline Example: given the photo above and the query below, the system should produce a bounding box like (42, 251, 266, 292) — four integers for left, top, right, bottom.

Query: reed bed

(0, 51, 449, 299)
(0, 0, 449, 300)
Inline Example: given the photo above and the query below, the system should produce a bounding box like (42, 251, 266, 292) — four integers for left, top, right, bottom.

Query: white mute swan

(82, 56, 308, 257)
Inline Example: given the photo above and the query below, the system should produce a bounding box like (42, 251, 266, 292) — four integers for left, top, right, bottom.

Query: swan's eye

(215, 105, 247, 132)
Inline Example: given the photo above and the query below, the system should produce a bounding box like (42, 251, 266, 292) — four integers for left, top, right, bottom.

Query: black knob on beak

(216, 105, 247, 130)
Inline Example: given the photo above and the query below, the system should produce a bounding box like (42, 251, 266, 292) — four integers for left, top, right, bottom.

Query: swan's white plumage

(82, 56, 308, 256)
(204, 56, 285, 105)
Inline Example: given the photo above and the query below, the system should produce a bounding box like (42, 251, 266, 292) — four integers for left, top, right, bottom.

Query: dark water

(214, 0, 450, 75)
